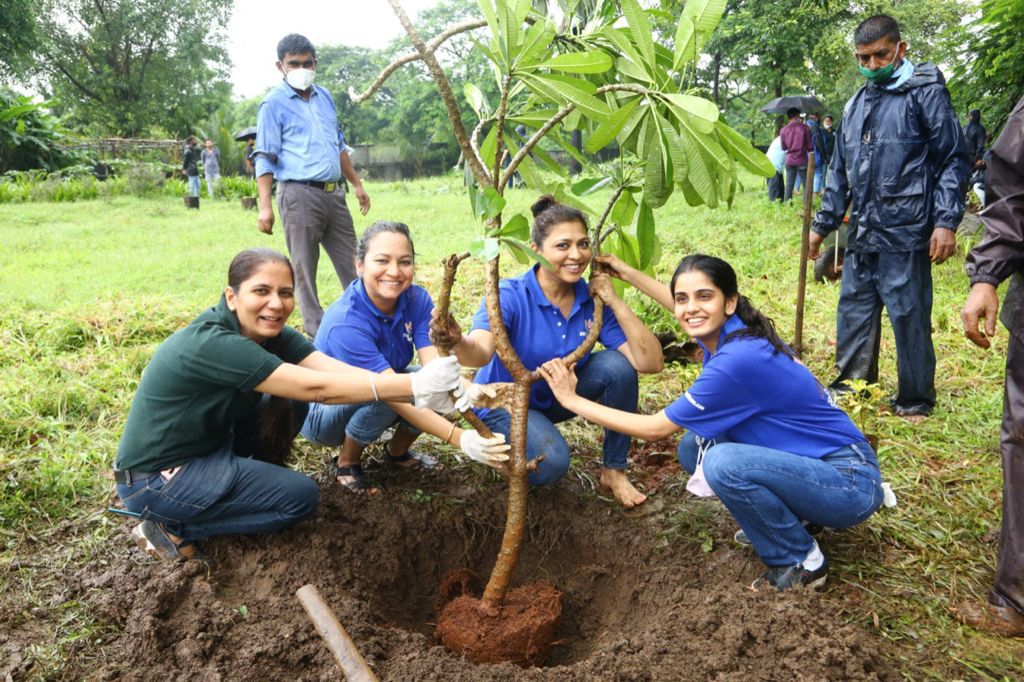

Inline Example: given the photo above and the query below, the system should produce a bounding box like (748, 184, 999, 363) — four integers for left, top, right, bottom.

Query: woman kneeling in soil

(539, 254, 883, 590)
(113, 248, 468, 561)
(439, 195, 664, 509)
(301, 221, 510, 494)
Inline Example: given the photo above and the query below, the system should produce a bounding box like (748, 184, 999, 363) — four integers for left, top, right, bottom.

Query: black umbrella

(760, 96, 825, 115)
(234, 126, 257, 142)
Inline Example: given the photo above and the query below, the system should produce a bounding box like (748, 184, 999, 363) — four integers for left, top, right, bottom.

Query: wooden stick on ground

(296, 584, 378, 681)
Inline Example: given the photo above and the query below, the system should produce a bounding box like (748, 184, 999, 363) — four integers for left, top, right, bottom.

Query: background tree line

(0, 0, 1021, 175)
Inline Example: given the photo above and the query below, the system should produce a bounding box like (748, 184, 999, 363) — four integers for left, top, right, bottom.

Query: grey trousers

(992, 332, 1024, 614)
(277, 181, 357, 337)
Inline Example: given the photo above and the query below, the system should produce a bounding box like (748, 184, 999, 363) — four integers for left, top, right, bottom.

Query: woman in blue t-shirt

(302, 221, 510, 494)
(539, 254, 883, 591)
(439, 196, 665, 508)
(114, 248, 472, 562)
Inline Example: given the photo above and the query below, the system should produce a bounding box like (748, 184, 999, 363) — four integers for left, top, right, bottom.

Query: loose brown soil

(3, 458, 897, 681)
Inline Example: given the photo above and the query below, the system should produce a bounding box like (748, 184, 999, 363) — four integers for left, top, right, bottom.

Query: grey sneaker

(751, 555, 829, 592)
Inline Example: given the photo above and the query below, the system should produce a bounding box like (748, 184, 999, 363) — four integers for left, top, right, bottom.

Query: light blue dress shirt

(254, 81, 346, 182)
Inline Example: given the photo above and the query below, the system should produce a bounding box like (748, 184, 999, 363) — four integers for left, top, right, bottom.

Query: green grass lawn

(1, 173, 1021, 678)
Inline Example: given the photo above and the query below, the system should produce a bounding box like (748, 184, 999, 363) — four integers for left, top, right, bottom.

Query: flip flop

(333, 462, 380, 495)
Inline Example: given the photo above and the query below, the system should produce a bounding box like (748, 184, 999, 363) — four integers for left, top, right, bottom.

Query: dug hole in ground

(48, 443, 895, 680)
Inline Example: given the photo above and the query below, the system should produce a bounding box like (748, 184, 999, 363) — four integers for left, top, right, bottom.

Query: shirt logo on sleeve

(403, 321, 413, 344)
(685, 391, 705, 411)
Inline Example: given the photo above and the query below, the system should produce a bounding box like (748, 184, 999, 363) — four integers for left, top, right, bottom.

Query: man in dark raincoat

(958, 96, 1024, 637)
(809, 15, 970, 418)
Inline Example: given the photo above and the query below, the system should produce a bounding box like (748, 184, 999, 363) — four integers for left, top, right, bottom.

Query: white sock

(803, 540, 824, 571)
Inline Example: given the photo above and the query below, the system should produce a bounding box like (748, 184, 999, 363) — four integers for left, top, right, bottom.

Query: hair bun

(530, 194, 558, 218)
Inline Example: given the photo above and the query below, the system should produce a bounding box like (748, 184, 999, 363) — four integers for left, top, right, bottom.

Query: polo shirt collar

(525, 265, 589, 318)
(214, 294, 242, 333)
(352, 278, 408, 321)
(277, 80, 319, 100)
(696, 314, 746, 358)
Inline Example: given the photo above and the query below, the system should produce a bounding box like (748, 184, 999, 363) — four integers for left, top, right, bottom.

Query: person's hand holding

(589, 271, 619, 305)
(410, 356, 462, 412)
(453, 379, 497, 412)
(961, 282, 999, 349)
(258, 207, 275, 235)
(429, 310, 463, 351)
(354, 185, 371, 215)
(458, 430, 510, 465)
(929, 227, 957, 264)
(594, 253, 633, 282)
(538, 359, 578, 406)
(807, 231, 824, 260)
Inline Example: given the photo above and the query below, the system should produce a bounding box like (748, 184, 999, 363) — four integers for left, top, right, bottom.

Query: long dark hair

(670, 254, 795, 358)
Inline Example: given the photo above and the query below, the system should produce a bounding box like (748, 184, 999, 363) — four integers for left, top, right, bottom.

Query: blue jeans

(301, 400, 419, 447)
(115, 440, 319, 543)
(480, 350, 638, 485)
(186, 174, 200, 197)
(678, 432, 882, 566)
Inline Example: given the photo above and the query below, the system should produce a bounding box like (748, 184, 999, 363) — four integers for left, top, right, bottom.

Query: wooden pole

(296, 584, 378, 681)
(794, 152, 816, 357)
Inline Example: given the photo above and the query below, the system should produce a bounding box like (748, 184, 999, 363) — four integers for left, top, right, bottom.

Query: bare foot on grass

(897, 413, 928, 424)
(600, 468, 647, 509)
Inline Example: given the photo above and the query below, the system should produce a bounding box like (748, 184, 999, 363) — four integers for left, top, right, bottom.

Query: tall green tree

(35, 0, 233, 137)
(0, 0, 35, 80)
(949, 0, 1024, 134)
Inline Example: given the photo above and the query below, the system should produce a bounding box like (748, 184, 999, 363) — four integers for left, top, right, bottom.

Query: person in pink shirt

(780, 107, 813, 202)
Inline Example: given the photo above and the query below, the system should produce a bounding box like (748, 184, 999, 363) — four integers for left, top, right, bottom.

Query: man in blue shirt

(254, 34, 371, 337)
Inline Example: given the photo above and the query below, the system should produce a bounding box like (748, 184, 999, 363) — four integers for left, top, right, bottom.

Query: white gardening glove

(410, 356, 462, 413)
(459, 430, 510, 464)
(453, 378, 497, 412)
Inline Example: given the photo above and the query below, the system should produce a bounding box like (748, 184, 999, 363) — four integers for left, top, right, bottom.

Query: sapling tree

(354, 0, 773, 660)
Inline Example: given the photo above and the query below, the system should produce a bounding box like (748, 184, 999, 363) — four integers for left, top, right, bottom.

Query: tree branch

(386, 0, 491, 186)
(349, 18, 487, 104)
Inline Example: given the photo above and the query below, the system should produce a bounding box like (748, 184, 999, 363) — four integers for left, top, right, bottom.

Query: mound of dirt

(47, 467, 897, 681)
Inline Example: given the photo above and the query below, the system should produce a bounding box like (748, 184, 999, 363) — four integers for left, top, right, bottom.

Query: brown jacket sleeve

(966, 96, 1024, 337)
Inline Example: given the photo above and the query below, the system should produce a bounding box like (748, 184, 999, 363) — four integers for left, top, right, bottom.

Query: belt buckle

(324, 182, 336, 193)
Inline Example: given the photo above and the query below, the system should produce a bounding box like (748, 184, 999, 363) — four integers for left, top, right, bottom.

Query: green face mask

(859, 51, 900, 83)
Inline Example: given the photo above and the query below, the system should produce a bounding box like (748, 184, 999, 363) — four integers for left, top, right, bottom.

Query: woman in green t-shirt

(114, 247, 497, 562)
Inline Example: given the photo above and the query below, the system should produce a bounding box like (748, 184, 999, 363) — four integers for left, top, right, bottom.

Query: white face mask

(285, 68, 316, 91)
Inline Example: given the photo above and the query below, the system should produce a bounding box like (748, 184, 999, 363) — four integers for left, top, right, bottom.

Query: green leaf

(688, 0, 727, 50)
(501, 236, 553, 269)
(611, 190, 637, 226)
(470, 237, 501, 261)
(601, 28, 646, 75)
(497, 213, 530, 240)
(672, 15, 696, 71)
(553, 185, 597, 216)
(520, 74, 610, 121)
(464, 83, 487, 119)
(613, 56, 654, 84)
(620, 0, 656, 72)
(660, 115, 689, 186)
(534, 51, 613, 74)
(472, 185, 507, 221)
(636, 199, 655, 269)
(661, 93, 719, 124)
(643, 114, 671, 208)
(478, 0, 503, 59)
(714, 120, 776, 177)
(585, 97, 640, 154)
(479, 125, 500, 176)
(517, 18, 556, 68)
(571, 177, 612, 196)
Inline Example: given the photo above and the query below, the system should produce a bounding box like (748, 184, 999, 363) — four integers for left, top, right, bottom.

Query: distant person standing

(821, 115, 837, 170)
(242, 139, 256, 179)
(765, 126, 786, 202)
(780, 107, 812, 202)
(808, 14, 970, 420)
(201, 139, 221, 200)
(254, 33, 371, 337)
(964, 109, 987, 167)
(806, 112, 828, 194)
(181, 136, 201, 199)
(958, 95, 1024, 637)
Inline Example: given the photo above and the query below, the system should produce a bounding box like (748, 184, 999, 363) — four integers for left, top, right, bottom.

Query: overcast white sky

(226, 0, 445, 98)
